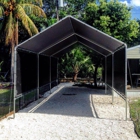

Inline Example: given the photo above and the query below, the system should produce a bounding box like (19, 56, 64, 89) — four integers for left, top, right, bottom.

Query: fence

(0, 83, 13, 120)
(0, 80, 58, 120)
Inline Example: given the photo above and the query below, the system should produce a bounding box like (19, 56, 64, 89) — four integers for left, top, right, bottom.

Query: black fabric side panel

(114, 47, 126, 96)
(107, 55, 112, 87)
(17, 52, 22, 94)
(39, 55, 50, 86)
(51, 57, 57, 81)
(18, 52, 37, 93)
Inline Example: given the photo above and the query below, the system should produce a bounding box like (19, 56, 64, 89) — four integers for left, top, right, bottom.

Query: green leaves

(0, 6, 4, 17)
(0, 61, 3, 72)
(17, 0, 43, 7)
(0, 0, 47, 45)
(20, 4, 46, 17)
(83, 1, 139, 44)
(59, 43, 94, 78)
(4, 12, 14, 45)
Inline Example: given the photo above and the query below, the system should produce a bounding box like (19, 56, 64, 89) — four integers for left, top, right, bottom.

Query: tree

(0, 0, 46, 81)
(128, 20, 140, 47)
(43, 0, 95, 20)
(90, 53, 103, 87)
(59, 44, 93, 81)
(70, 47, 91, 81)
(83, 0, 139, 44)
(59, 53, 73, 78)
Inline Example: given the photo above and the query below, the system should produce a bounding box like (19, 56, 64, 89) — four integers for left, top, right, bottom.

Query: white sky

(131, 0, 140, 6)
(120, 0, 140, 6)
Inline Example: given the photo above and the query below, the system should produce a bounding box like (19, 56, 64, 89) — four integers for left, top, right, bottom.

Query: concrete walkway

(0, 83, 139, 140)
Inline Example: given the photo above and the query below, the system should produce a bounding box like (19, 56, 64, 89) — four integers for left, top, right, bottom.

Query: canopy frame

(12, 16, 127, 120)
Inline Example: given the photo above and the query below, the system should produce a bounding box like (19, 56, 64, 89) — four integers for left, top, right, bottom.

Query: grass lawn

(0, 89, 12, 98)
(129, 98, 140, 138)
(0, 89, 13, 118)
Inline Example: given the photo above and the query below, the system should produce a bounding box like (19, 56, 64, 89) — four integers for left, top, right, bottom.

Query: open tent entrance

(58, 43, 105, 86)
(13, 16, 127, 119)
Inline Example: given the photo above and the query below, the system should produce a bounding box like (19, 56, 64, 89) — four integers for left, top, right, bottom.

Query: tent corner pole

(57, 58, 59, 87)
(50, 56, 51, 94)
(112, 53, 114, 105)
(105, 56, 107, 94)
(37, 54, 39, 100)
(124, 44, 128, 121)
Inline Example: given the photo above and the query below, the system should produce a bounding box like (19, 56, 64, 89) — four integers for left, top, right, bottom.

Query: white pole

(105, 56, 107, 94)
(57, 58, 59, 86)
(124, 45, 128, 121)
(37, 54, 39, 99)
(59, 0, 64, 7)
(112, 53, 114, 104)
(13, 47, 17, 119)
(50, 57, 52, 93)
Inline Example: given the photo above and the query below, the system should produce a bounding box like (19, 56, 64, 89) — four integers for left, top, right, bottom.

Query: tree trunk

(11, 19, 18, 82)
(10, 43, 15, 82)
(94, 66, 98, 88)
(73, 73, 78, 82)
(94, 58, 101, 88)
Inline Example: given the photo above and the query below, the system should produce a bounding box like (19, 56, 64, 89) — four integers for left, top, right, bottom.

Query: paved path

(34, 86, 93, 117)
(0, 83, 139, 140)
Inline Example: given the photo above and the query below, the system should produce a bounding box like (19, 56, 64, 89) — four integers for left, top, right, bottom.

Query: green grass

(0, 89, 12, 98)
(0, 89, 13, 118)
(0, 88, 37, 119)
(129, 98, 140, 138)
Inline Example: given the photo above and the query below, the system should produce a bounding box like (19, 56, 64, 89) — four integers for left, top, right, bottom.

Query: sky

(119, 0, 140, 20)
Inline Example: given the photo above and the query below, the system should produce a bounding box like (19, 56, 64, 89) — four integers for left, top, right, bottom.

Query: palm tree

(70, 47, 91, 81)
(59, 44, 92, 82)
(0, 0, 46, 81)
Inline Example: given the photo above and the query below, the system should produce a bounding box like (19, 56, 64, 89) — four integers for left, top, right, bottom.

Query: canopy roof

(17, 16, 125, 57)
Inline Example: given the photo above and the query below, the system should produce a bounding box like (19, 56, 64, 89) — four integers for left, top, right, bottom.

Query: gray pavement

(34, 86, 94, 117)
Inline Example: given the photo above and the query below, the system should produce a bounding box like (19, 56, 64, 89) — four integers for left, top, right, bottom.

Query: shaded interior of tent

(14, 16, 127, 110)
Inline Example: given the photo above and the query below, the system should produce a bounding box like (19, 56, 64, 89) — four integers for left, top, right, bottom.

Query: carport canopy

(17, 16, 125, 57)
(15, 16, 127, 100)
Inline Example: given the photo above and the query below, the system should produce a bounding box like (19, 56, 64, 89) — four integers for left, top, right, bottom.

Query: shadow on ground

(32, 85, 109, 118)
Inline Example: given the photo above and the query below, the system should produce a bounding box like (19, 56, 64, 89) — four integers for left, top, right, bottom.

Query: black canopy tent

(13, 16, 128, 119)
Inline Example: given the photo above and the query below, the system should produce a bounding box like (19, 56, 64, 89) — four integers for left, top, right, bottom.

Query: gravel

(0, 83, 139, 140)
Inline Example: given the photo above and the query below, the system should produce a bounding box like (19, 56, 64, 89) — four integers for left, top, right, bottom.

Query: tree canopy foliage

(82, 0, 139, 46)
(0, 0, 46, 81)
(0, 0, 140, 82)
(43, 0, 95, 19)
(43, 0, 139, 46)
(59, 44, 94, 81)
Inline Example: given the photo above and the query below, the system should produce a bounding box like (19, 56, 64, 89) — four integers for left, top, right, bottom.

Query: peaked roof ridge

(16, 16, 126, 57)
(68, 16, 125, 45)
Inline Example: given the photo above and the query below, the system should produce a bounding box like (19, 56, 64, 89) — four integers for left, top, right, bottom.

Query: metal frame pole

(13, 47, 17, 119)
(112, 53, 114, 104)
(105, 56, 107, 94)
(124, 45, 128, 120)
(57, 58, 59, 86)
(37, 54, 39, 99)
(50, 56, 52, 93)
